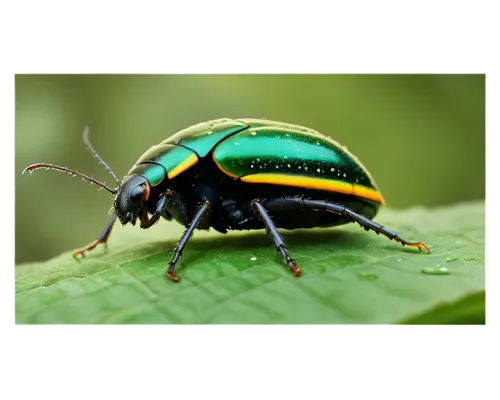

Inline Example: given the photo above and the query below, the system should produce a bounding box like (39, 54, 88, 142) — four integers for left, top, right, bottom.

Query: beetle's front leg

(73, 213, 117, 259)
(140, 195, 167, 229)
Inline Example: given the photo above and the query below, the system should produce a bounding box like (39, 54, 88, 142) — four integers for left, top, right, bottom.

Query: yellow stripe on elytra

(168, 154, 198, 179)
(241, 173, 385, 205)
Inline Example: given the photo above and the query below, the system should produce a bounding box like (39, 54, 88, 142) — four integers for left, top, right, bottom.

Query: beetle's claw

(166, 271, 179, 282)
(395, 238, 430, 254)
(286, 258, 301, 276)
(72, 239, 104, 259)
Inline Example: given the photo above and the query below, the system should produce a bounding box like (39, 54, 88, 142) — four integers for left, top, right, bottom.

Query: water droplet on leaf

(421, 267, 450, 275)
(358, 273, 379, 281)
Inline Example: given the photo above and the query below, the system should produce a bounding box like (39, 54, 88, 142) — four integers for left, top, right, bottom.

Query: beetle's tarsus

(289, 263, 301, 276)
(72, 239, 105, 259)
(166, 271, 180, 282)
(394, 237, 430, 253)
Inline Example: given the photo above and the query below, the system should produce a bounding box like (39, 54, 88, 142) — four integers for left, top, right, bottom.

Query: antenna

(82, 126, 121, 188)
(22, 163, 117, 195)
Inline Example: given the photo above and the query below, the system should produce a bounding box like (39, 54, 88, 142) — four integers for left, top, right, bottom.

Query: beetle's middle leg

(252, 200, 301, 276)
(263, 198, 430, 253)
(165, 201, 211, 282)
(73, 213, 117, 258)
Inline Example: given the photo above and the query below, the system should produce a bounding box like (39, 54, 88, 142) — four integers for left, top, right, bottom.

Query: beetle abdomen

(212, 120, 385, 205)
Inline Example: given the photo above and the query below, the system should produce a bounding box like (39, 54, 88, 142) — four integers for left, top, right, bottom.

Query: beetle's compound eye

(130, 185, 145, 205)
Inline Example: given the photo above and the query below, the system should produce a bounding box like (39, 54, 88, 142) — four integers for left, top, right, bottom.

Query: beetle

(24, 118, 430, 281)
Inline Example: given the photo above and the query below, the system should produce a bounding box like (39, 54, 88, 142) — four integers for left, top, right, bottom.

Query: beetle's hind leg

(252, 200, 301, 277)
(301, 199, 430, 253)
(73, 213, 118, 258)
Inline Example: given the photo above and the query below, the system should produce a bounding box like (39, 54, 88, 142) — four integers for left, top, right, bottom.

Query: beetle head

(114, 174, 151, 225)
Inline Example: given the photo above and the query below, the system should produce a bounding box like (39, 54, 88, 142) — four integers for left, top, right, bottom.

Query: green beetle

(24, 118, 430, 281)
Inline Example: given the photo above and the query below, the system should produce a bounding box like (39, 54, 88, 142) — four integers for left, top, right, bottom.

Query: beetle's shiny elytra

(24, 118, 430, 282)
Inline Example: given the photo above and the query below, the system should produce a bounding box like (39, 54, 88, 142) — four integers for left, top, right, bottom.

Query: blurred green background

(15, 75, 485, 264)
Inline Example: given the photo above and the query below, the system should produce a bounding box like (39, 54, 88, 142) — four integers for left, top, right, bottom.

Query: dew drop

(330, 167, 335, 172)
(358, 273, 378, 281)
(287, 164, 291, 168)
(250, 257, 257, 261)
(304, 166, 308, 171)
(316, 168, 321, 173)
(251, 131, 257, 136)
(421, 267, 450, 275)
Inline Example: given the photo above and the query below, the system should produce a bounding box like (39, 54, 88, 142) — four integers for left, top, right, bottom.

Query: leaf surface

(16, 201, 485, 324)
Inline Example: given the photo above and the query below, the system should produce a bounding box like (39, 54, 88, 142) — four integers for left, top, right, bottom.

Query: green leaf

(16, 201, 485, 324)
(400, 290, 485, 324)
